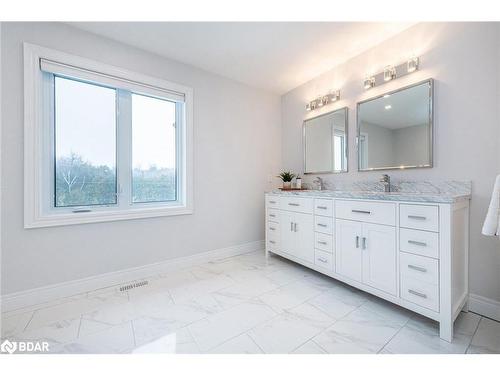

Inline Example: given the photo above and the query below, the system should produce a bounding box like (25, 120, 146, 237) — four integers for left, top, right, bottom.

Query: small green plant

(277, 171, 296, 182)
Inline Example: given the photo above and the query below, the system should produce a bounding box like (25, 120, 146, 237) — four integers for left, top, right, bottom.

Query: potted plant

(277, 171, 296, 190)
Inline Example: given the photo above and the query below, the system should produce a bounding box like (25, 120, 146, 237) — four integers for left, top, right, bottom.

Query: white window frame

(24, 43, 194, 228)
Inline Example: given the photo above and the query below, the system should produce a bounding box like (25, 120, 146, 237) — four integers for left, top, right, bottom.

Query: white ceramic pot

(283, 181, 291, 189)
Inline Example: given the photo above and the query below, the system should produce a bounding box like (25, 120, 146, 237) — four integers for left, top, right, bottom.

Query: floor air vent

(119, 280, 149, 292)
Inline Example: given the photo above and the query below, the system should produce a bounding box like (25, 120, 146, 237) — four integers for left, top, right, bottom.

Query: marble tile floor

(1, 250, 499, 354)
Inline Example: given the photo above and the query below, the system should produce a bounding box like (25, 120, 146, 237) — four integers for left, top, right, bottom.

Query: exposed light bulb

(407, 56, 419, 73)
(383, 66, 396, 81)
(364, 76, 375, 90)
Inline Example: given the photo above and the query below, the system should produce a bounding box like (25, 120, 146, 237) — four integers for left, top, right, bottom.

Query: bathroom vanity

(264, 188, 470, 342)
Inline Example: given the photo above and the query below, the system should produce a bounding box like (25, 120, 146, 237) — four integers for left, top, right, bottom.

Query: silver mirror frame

(356, 78, 434, 172)
(303, 106, 349, 175)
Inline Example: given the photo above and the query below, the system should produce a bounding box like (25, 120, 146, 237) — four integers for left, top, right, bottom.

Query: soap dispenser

(295, 175, 302, 189)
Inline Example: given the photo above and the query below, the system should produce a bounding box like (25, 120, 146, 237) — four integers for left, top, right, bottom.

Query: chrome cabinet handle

(288, 203, 300, 207)
(294, 223, 298, 232)
(408, 265, 427, 273)
(269, 214, 276, 218)
(408, 240, 427, 247)
(317, 241, 327, 245)
(355, 236, 359, 248)
(290, 222, 294, 232)
(408, 289, 427, 299)
(269, 200, 276, 204)
(352, 210, 371, 214)
(317, 223, 327, 227)
(269, 240, 276, 244)
(317, 206, 328, 210)
(317, 258, 328, 263)
(408, 215, 426, 220)
(362, 237, 367, 250)
(269, 227, 276, 231)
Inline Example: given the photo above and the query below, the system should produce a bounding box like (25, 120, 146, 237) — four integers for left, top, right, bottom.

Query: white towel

(482, 175, 500, 236)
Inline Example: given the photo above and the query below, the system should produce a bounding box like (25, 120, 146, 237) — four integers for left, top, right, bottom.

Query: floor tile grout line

(22, 310, 36, 332)
(247, 333, 265, 354)
(130, 320, 137, 348)
(465, 316, 482, 354)
(376, 320, 407, 354)
(76, 314, 83, 339)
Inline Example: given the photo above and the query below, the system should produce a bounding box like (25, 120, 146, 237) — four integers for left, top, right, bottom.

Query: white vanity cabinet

(335, 200, 397, 296)
(265, 192, 470, 342)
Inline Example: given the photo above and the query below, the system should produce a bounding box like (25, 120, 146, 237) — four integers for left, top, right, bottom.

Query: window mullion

(116, 90, 132, 210)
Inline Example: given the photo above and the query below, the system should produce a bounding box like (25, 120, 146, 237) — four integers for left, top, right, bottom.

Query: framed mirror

(357, 79, 433, 171)
(303, 107, 348, 174)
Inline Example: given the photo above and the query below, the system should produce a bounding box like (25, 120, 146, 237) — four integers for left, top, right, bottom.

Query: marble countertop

(266, 189, 471, 203)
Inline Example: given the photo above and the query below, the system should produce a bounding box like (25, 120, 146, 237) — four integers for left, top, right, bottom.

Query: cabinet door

(294, 212, 314, 263)
(279, 211, 295, 256)
(361, 223, 397, 296)
(335, 219, 362, 282)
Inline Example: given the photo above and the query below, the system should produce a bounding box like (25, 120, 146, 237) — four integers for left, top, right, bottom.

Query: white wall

(281, 23, 500, 304)
(1, 22, 282, 295)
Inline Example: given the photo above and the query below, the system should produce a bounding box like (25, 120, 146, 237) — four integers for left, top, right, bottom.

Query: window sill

(24, 205, 193, 229)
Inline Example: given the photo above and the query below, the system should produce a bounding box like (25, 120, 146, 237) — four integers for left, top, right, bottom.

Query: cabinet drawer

(400, 204, 439, 232)
(266, 226, 280, 251)
(400, 228, 439, 259)
(336, 200, 396, 226)
(315, 216, 334, 235)
(401, 276, 439, 312)
(315, 232, 333, 253)
(267, 209, 280, 223)
(315, 249, 334, 271)
(266, 195, 280, 209)
(314, 199, 333, 217)
(280, 197, 313, 214)
(400, 252, 439, 286)
(267, 222, 280, 237)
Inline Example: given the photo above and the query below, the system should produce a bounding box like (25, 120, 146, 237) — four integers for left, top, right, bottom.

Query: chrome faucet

(313, 177, 324, 191)
(380, 174, 391, 192)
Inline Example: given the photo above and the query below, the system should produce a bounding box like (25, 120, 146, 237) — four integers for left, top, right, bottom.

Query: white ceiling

(70, 22, 414, 94)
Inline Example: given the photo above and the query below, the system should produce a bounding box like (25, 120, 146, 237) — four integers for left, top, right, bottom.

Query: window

(131, 93, 177, 203)
(54, 77, 117, 207)
(24, 44, 193, 228)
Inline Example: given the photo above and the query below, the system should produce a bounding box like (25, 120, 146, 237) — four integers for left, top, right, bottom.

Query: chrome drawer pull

(269, 240, 276, 244)
(269, 214, 276, 218)
(408, 264, 427, 273)
(355, 235, 359, 248)
(317, 241, 327, 245)
(362, 237, 367, 250)
(352, 209, 371, 214)
(408, 215, 426, 220)
(408, 240, 427, 247)
(408, 289, 427, 299)
(269, 200, 276, 204)
(317, 258, 328, 263)
(317, 206, 328, 209)
(290, 222, 294, 232)
(288, 203, 300, 206)
(269, 227, 276, 231)
(317, 223, 327, 227)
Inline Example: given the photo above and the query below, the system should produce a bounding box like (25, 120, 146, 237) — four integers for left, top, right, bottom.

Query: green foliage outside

(55, 153, 176, 207)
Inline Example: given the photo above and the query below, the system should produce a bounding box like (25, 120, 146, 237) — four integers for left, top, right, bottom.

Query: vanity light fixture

(362, 55, 421, 90)
(305, 90, 341, 111)
(407, 56, 419, 73)
(363, 76, 376, 90)
(383, 65, 396, 82)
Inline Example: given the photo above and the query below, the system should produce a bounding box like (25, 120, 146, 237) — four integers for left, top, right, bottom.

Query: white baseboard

(1, 240, 264, 313)
(469, 293, 500, 321)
